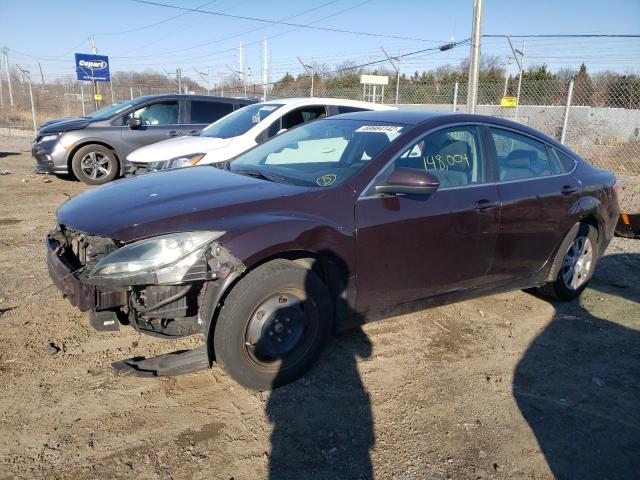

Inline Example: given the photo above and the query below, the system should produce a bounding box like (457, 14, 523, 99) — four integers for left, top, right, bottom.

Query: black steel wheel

(213, 259, 333, 390)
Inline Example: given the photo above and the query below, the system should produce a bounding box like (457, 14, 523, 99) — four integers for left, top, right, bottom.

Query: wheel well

(580, 216, 603, 248)
(205, 250, 348, 363)
(67, 142, 121, 175)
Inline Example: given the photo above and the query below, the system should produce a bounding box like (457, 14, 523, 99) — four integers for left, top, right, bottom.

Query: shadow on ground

(516, 253, 640, 479)
(0, 151, 20, 158)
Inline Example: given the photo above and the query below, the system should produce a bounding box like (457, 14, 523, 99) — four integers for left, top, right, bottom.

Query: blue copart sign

(75, 53, 110, 82)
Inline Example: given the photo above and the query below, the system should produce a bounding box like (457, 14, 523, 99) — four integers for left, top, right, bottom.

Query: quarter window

(490, 128, 552, 181)
(190, 101, 234, 124)
(123, 101, 179, 126)
(549, 147, 576, 174)
(394, 126, 486, 188)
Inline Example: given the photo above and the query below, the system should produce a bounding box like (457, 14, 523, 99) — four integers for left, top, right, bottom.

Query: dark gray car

(32, 94, 256, 184)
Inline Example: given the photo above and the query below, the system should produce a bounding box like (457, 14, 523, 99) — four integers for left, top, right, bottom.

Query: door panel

(489, 127, 581, 279)
(354, 125, 499, 314)
(355, 186, 500, 313)
(120, 100, 182, 154)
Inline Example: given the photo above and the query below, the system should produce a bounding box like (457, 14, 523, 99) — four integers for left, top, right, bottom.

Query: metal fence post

(560, 79, 574, 145)
(453, 81, 459, 112)
(80, 84, 85, 116)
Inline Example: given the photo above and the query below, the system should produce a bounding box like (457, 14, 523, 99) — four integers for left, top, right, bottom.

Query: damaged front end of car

(46, 225, 245, 341)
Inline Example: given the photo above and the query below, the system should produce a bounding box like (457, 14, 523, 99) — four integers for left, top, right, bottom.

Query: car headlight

(39, 133, 61, 143)
(147, 153, 206, 172)
(87, 231, 224, 285)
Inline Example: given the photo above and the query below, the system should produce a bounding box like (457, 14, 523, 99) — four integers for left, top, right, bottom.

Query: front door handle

(561, 185, 579, 195)
(473, 199, 500, 212)
(168, 130, 180, 137)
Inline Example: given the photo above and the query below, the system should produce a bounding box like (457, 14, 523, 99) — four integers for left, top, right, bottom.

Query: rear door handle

(561, 185, 579, 195)
(473, 199, 500, 212)
(168, 130, 180, 137)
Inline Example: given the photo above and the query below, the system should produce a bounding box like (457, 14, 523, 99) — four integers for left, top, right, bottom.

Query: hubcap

(80, 151, 111, 180)
(245, 292, 307, 361)
(561, 235, 593, 290)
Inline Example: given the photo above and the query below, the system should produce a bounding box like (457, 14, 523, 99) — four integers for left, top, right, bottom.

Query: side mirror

(375, 168, 440, 195)
(128, 118, 142, 129)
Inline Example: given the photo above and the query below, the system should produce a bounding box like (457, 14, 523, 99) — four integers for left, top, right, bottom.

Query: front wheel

(71, 145, 118, 185)
(537, 223, 598, 301)
(213, 259, 333, 390)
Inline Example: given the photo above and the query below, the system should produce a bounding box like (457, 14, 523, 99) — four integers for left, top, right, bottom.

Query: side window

(490, 128, 552, 181)
(190, 101, 234, 124)
(281, 106, 326, 130)
(394, 126, 485, 188)
(123, 101, 179, 126)
(336, 106, 367, 114)
(549, 147, 577, 174)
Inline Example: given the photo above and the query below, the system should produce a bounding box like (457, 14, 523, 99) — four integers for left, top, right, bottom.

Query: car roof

(332, 110, 448, 124)
(258, 97, 395, 110)
(135, 93, 256, 103)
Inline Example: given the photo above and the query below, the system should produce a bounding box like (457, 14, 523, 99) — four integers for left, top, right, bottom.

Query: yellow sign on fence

(500, 96, 517, 108)
(94, 93, 103, 101)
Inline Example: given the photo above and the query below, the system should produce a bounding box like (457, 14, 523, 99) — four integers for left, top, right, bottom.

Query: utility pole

(466, 0, 483, 114)
(226, 64, 246, 98)
(297, 57, 314, 97)
(3, 47, 14, 106)
(381, 47, 401, 106)
(262, 35, 268, 101)
(176, 68, 182, 94)
(91, 36, 99, 110)
(16, 64, 36, 135)
(38, 62, 45, 85)
(239, 41, 247, 98)
(507, 36, 525, 120)
(0, 54, 4, 107)
(502, 56, 511, 97)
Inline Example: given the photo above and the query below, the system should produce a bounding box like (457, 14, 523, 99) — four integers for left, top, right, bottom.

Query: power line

(484, 34, 640, 38)
(95, 0, 219, 36)
(130, 0, 445, 43)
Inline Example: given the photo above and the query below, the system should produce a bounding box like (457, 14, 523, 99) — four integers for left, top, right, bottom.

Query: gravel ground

(0, 135, 638, 480)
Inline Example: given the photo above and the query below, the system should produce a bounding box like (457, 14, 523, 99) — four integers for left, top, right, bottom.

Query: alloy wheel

(80, 151, 112, 180)
(561, 235, 594, 290)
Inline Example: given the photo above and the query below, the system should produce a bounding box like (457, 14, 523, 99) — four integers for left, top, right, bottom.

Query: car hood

(39, 117, 91, 134)
(127, 135, 233, 163)
(57, 165, 309, 242)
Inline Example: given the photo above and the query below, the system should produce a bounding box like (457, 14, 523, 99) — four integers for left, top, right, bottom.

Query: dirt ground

(0, 135, 638, 480)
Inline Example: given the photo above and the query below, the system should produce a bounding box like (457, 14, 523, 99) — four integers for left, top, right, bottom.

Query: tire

(537, 223, 598, 301)
(213, 259, 333, 390)
(71, 145, 118, 185)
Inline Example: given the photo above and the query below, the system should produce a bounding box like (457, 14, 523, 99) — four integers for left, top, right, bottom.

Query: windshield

(85, 99, 145, 120)
(200, 103, 283, 138)
(229, 119, 406, 187)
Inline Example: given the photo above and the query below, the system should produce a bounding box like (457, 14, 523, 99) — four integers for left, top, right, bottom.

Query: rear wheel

(71, 145, 118, 185)
(213, 259, 333, 390)
(537, 223, 598, 301)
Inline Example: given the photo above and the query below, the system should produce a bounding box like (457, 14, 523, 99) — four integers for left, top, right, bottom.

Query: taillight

(613, 180, 622, 192)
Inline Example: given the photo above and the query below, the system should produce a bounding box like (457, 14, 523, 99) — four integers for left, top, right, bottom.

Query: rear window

(191, 101, 234, 124)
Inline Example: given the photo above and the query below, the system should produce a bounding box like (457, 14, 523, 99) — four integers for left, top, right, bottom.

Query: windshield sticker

(251, 113, 261, 123)
(259, 105, 278, 111)
(355, 125, 403, 134)
(316, 173, 337, 187)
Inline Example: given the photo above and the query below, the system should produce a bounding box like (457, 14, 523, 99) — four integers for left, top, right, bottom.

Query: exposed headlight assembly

(39, 133, 61, 143)
(86, 231, 225, 286)
(147, 153, 206, 172)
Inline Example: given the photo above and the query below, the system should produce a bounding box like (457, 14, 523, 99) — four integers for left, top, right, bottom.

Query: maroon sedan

(47, 111, 619, 389)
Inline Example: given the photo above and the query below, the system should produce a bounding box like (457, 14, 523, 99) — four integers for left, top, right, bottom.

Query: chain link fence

(1, 75, 638, 213)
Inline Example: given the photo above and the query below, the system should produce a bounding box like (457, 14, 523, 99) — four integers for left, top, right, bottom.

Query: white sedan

(125, 97, 394, 173)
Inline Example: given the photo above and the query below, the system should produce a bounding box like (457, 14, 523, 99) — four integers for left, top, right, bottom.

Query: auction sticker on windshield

(355, 125, 403, 134)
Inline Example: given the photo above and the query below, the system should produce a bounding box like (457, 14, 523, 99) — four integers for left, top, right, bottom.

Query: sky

(0, 0, 639, 86)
